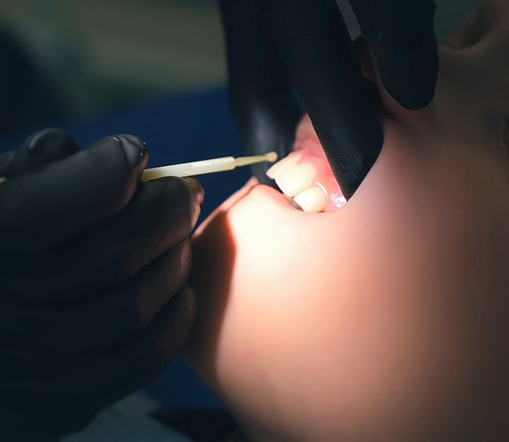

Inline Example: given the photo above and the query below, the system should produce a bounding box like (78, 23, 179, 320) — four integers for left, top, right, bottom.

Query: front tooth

(293, 187, 326, 213)
(266, 153, 302, 179)
(275, 163, 315, 197)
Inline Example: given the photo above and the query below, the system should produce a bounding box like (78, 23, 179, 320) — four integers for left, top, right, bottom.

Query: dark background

(0, 0, 480, 137)
(0, 0, 225, 123)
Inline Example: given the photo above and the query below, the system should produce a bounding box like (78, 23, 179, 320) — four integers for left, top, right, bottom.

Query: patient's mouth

(267, 150, 345, 213)
(266, 113, 346, 213)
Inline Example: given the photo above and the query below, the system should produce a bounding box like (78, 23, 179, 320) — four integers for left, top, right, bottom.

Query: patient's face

(184, 1, 509, 440)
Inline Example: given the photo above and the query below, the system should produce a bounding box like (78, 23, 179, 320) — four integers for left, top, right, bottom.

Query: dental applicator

(141, 152, 278, 181)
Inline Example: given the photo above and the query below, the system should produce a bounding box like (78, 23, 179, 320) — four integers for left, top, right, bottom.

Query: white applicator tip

(265, 151, 278, 163)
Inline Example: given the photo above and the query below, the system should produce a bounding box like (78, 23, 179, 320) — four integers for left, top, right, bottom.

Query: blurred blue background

(0, 0, 481, 141)
(0, 0, 226, 129)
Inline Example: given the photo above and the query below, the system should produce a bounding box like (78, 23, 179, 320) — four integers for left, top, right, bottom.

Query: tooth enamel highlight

(331, 195, 347, 208)
(293, 186, 326, 213)
(275, 163, 315, 197)
(266, 153, 302, 179)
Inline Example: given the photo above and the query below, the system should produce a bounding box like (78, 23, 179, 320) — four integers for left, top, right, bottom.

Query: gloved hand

(0, 129, 204, 441)
(218, 0, 438, 198)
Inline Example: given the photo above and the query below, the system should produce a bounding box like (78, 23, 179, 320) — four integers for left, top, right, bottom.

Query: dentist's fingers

(1, 175, 203, 297)
(0, 241, 194, 352)
(43, 177, 203, 294)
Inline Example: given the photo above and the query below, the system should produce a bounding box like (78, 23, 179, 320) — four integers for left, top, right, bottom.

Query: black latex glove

(219, 0, 438, 199)
(0, 129, 204, 441)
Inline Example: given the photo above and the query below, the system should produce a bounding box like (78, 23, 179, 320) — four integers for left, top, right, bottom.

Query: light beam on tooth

(275, 163, 316, 197)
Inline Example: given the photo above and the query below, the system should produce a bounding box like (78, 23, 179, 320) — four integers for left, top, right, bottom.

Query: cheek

(225, 225, 481, 436)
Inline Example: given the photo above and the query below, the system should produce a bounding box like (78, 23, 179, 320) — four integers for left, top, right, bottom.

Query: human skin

(183, 1, 509, 440)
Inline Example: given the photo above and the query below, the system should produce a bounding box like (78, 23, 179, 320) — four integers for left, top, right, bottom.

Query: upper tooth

(266, 153, 302, 179)
(293, 186, 326, 213)
(275, 163, 315, 197)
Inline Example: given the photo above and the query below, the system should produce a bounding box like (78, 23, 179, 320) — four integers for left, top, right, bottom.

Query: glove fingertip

(115, 134, 149, 171)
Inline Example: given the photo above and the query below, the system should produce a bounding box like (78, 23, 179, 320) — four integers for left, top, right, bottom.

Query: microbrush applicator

(141, 152, 278, 181)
